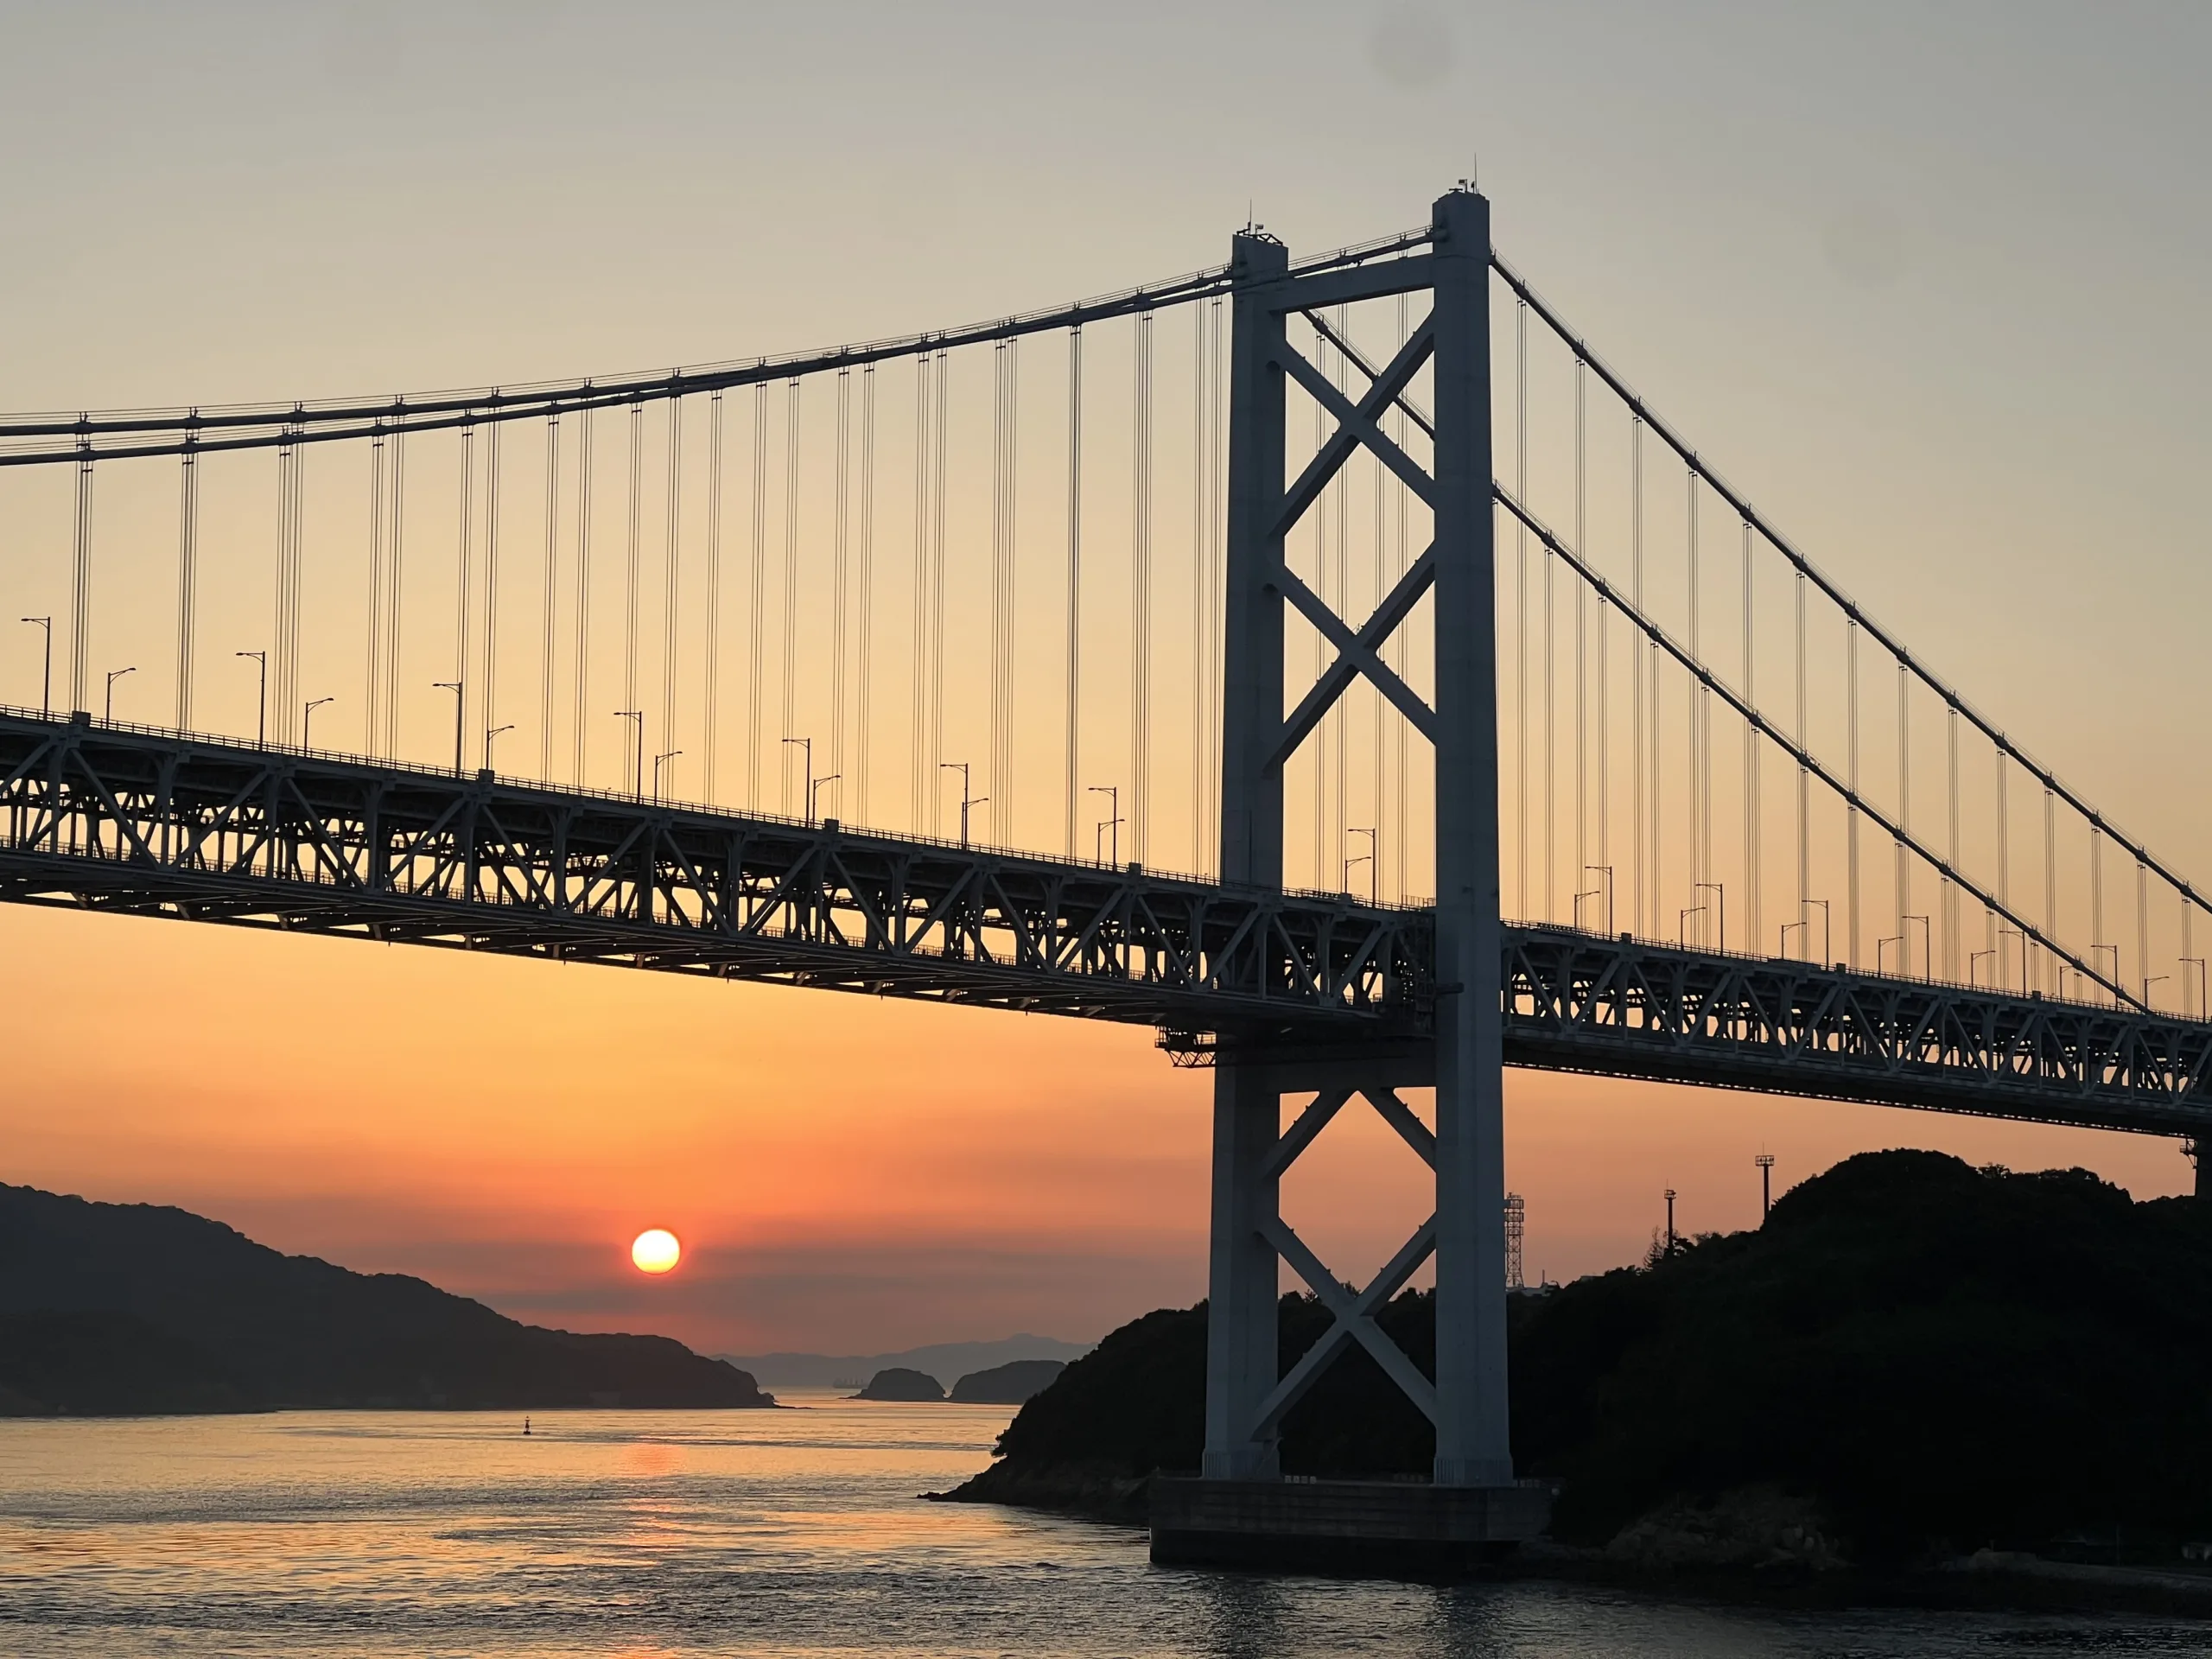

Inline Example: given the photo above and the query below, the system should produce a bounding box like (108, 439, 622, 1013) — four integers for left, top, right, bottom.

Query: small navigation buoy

(524, 1415, 532, 1437)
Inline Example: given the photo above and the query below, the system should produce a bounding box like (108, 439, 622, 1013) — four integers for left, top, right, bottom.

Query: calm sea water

(0, 1391, 2202, 1657)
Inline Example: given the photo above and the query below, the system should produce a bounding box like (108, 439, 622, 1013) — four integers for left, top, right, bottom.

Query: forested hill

(949, 1151, 2212, 1562)
(0, 1183, 772, 1414)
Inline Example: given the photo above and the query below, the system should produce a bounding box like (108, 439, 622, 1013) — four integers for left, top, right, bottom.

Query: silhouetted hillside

(951, 1357, 1065, 1403)
(0, 1184, 772, 1414)
(946, 1152, 2212, 1560)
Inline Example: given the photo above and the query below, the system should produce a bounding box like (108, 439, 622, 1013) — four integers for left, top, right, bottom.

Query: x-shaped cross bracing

(1264, 313, 1440, 779)
(1237, 1084, 1443, 1443)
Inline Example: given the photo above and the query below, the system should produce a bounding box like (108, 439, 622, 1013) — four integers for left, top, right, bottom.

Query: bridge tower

(1156, 188, 1545, 1567)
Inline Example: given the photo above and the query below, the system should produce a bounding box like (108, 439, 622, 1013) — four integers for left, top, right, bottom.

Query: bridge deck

(3, 710, 2208, 1135)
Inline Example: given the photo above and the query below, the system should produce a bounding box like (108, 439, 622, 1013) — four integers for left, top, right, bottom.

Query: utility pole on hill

(1757, 1153, 1776, 1219)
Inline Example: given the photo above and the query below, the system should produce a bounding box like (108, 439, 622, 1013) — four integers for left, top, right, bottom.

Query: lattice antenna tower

(1503, 1193, 1526, 1292)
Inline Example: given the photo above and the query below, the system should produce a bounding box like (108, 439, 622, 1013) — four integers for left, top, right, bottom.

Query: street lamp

(1969, 948, 1996, 988)
(786, 737, 822, 823)
(238, 652, 268, 746)
(1088, 785, 1122, 867)
(810, 772, 841, 823)
(20, 617, 51, 716)
(613, 711, 644, 794)
(2184, 957, 2208, 1020)
(485, 723, 514, 771)
(1576, 865, 1616, 935)
(1900, 914, 1931, 979)
(434, 682, 464, 773)
(1678, 905, 1705, 948)
(1345, 826, 1376, 905)
(652, 749, 683, 802)
(104, 666, 135, 721)
(1694, 881, 1726, 952)
(302, 696, 334, 749)
(939, 760, 988, 847)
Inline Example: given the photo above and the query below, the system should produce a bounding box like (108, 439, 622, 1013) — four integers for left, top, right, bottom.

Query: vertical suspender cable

(663, 395, 684, 784)
(855, 365, 878, 823)
(1192, 305, 1210, 872)
(1995, 744, 2009, 971)
(1332, 308, 1349, 892)
(1065, 326, 1083, 858)
(782, 378, 803, 809)
(456, 422, 476, 766)
(175, 435, 200, 729)
(481, 416, 503, 765)
(69, 435, 92, 715)
(1573, 362, 1586, 918)
(385, 427, 406, 757)
(1516, 298, 1529, 918)
(831, 370, 852, 802)
(751, 378, 769, 807)
(1130, 311, 1154, 867)
(539, 412, 561, 780)
(1945, 704, 1960, 979)
(703, 391, 724, 801)
(930, 350, 950, 824)
(1392, 295, 1409, 899)
(1210, 298, 1226, 869)
(1846, 619, 1859, 966)
(1542, 369, 1555, 922)
(273, 435, 304, 744)
(1795, 565, 1808, 941)
(1630, 416, 1646, 934)
(1686, 469, 1701, 938)
(990, 340, 1018, 843)
(1896, 661, 1910, 969)
(2043, 784, 2056, 994)
(1742, 518, 1758, 952)
(2090, 824, 2106, 999)
(368, 430, 387, 746)
(571, 406, 594, 785)
(622, 401, 643, 778)
(911, 352, 932, 831)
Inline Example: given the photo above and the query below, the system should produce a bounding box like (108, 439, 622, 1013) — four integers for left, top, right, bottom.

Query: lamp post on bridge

(238, 652, 268, 747)
(1087, 785, 1121, 866)
(653, 749, 683, 803)
(434, 682, 463, 774)
(810, 772, 840, 823)
(104, 666, 135, 722)
(20, 617, 51, 716)
(613, 711, 644, 795)
(935, 760, 986, 848)
(485, 724, 514, 772)
(302, 696, 334, 749)
(1694, 881, 1726, 952)
(1575, 865, 1615, 935)
(1345, 826, 1376, 904)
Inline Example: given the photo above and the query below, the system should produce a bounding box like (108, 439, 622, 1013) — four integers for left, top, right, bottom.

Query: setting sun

(630, 1229, 681, 1274)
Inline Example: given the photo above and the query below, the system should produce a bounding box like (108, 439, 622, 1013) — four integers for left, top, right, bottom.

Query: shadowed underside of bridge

(7, 709, 2206, 1135)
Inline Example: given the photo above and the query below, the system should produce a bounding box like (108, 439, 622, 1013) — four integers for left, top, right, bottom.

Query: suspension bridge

(3, 185, 2207, 1560)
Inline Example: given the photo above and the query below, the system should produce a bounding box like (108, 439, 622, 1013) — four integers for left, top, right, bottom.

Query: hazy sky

(2, 2, 2207, 1354)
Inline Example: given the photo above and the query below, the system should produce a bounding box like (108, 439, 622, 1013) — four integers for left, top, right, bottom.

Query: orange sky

(2, 6, 2207, 1361)
(3, 898, 2189, 1355)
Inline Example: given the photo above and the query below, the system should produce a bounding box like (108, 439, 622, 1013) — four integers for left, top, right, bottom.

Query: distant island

(0, 1184, 772, 1414)
(718, 1334, 1089, 1391)
(944, 1151, 2212, 1572)
(848, 1358, 1067, 1404)
(854, 1366, 945, 1402)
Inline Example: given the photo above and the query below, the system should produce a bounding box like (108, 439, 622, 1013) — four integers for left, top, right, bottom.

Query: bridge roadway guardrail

(3, 711, 2208, 1134)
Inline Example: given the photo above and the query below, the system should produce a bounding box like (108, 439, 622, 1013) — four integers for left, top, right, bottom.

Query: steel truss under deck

(3, 709, 2208, 1133)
